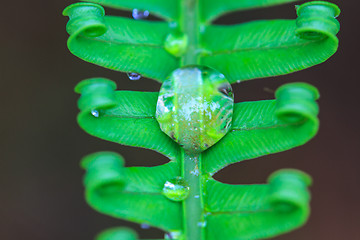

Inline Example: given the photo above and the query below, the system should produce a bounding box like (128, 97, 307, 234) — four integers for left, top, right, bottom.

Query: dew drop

(91, 110, 99, 117)
(140, 223, 150, 229)
(127, 72, 142, 81)
(164, 32, 188, 57)
(163, 177, 190, 201)
(194, 195, 200, 199)
(165, 233, 173, 239)
(132, 9, 149, 20)
(197, 221, 207, 228)
(165, 231, 182, 240)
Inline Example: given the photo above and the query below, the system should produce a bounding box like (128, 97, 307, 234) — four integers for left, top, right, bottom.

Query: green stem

(179, 1, 205, 239)
(182, 150, 205, 240)
(180, 0, 200, 66)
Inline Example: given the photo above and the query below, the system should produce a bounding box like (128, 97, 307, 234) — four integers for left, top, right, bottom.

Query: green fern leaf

(82, 0, 178, 20)
(65, 1, 341, 240)
(64, 1, 340, 83)
(203, 83, 319, 174)
(75, 78, 181, 160)
(82, 152, 182, 230)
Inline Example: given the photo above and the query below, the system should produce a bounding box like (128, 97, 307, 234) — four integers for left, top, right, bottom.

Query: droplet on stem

(162, 177, 190, 201)
(132, 9, 149, 20)
(197, 221, 207, 228)
(127, 72, 142, 81)
(164, 32, 188, 57)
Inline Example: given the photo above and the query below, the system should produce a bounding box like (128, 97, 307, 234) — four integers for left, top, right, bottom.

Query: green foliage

(63, 0, 340, 83)
(64, 1, 340, 239)
(76, 78, 318, 239)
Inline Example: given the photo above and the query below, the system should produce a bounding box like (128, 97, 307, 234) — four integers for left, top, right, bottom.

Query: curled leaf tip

(75, 78, 117, 113)
(82, 151, 126, 194)
(80, 151, 124, 169)
(296, 1, 340, 41)
(268, 169, 312, 212)
(275, 82, 319, 123)
(63, 2, 107, 37)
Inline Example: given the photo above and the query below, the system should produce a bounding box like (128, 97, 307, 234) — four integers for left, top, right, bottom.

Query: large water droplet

(132, 9, 149, 20)
(140, 223, 150, 229)
(91, 109, 99, 117)
(127, 72, 141, 81)
(162, 177, 189, 202)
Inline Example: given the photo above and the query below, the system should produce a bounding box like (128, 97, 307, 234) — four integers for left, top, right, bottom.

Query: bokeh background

(1, 0, 359, 239)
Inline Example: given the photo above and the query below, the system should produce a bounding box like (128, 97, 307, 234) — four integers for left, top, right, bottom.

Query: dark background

(1, 0, 358, 239)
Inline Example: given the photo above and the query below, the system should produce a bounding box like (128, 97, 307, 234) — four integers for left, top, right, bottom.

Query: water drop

(165, 231, 182, 240)
(165, 233, 173, 239)
(91, 109, 99, 117)
(197, 221, 207, 228)
(162, 177, 190, 201)
(140, 223, 150, 229)
(164, 32, 188, 57)
(194, 195, 200, 199)
(127, 72, 141, 81)
(132, 9, 149, 20)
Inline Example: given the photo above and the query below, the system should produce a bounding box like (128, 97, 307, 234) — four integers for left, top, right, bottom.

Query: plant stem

(179, 1, 204, 239)
(181, 151, 205, 240)
(180, 0, 200, 66)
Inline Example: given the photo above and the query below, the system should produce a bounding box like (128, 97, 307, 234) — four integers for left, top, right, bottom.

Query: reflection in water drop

(127, 72, 142, 81)
(91, 110, 99, 117)
(162, 177, 190, 201)
(190, 168, 199, 176)
(132, 9, 149, 20)
(140, 223, 150, 229)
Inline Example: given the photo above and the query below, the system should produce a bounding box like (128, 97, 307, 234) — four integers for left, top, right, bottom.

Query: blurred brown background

(0, 0, 358, 239)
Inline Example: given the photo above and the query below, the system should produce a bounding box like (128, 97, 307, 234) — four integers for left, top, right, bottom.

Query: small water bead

(164, 233, 173, 239)
(127, 72, 142, 81)
(194, 195, 200, 199)
(197, 221, 207, 228)
(91, 109, 99, 117)
(165, 231, 183, 240)
(140, 223, 150, 229)
(164, 32, 188, 57)
(162, 177, 190, 201)
(132, 9, 149, 20)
